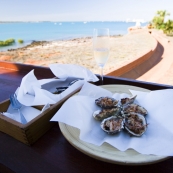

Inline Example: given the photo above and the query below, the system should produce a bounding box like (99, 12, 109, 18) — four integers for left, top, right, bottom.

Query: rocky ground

(0, 30, 156, 75)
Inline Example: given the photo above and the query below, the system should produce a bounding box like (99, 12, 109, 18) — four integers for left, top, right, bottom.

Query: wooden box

(0, 91, 77, 146)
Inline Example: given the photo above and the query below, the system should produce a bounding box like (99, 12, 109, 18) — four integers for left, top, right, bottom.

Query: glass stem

(100, 67, 103, 85)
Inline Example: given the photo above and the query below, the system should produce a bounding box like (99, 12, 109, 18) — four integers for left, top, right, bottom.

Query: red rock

(0, 55, 13, 61)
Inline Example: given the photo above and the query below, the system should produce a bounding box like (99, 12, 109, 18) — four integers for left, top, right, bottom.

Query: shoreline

(0, 34, 123, 52)
(0, 30, 155, 75)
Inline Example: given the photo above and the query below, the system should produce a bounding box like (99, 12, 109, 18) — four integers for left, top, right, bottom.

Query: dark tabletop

(0, 61, 173, 173)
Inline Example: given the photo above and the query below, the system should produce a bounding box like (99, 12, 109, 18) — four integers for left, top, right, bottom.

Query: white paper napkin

(16, 64, 99, 106)
(51, 82, 173, 156)
(49, 64, 99, 82)
(3, 103, 50, 123)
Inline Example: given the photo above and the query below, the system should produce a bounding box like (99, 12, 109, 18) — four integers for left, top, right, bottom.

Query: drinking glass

(93, 28, 110, 85)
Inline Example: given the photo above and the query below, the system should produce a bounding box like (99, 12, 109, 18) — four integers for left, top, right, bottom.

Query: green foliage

(18, 39, 24, 44)
(0, 38, 15, 47)
(164, 20, 173, 35)
(151, 10, 173, 35)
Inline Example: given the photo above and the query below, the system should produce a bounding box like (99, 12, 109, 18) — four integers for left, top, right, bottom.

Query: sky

(0, 0, 173, 22)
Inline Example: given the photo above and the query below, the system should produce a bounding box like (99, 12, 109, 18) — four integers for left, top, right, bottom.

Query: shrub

(0, 39, 15, 47)
(18, 39, 24, 44)
(0, 41, 4, 46)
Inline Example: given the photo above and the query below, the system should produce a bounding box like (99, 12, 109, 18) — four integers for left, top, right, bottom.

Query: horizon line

(0, 20, 149, 23)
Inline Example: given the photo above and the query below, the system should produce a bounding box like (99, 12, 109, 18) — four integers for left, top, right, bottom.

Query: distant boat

(59, 23, 62, 25)
(54, 23, 57, 25)
(83, 21, 87, 24)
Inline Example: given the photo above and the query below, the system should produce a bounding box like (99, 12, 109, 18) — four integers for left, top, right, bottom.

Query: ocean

(0, 21, 148, 51)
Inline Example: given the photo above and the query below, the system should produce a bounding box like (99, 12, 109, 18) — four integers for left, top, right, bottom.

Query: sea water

(0, 21, 148, 51)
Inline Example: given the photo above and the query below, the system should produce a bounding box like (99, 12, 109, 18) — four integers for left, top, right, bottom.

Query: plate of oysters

(59, 85, 170, 165)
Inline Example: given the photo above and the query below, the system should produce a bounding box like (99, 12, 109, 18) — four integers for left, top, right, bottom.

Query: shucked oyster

(93, 107, 121, 121)
(101, 116, 124, 135)
(121, 95, 137, 106)
(123, 103, 148, 116)
(95, 97, 118, 109)
(124, 113, 147, 136)
(93, 95, 148, 137)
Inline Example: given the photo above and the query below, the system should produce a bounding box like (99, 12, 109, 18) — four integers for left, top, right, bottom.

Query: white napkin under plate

(51, 82, 173, 156)
(16, 64, 99, 106)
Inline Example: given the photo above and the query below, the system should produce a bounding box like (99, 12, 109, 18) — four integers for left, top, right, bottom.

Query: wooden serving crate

(0, 90, 78, 146)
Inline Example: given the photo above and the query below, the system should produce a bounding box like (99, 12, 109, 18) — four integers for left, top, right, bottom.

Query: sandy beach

(0, 30, 156, 76)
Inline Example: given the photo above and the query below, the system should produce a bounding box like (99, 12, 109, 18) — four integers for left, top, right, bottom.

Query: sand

(0, 30, 156, 75)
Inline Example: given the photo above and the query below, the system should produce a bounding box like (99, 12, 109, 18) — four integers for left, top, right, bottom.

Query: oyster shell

(123, 103, 148, 116)
(93, 107, 121, 121)
(101, 116, 124, 135)
(95, 97, 118, 109)
(121, 95, 137, 106)
(124, 113, 147, 136)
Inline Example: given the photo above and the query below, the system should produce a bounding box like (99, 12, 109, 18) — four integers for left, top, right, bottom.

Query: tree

(164, 19, 173, 35)
(151, 10, 173, 35)
(152, 10, 169, 29)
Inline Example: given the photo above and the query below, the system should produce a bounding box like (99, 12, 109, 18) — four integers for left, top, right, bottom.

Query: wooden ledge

(106, 34, 159, 79)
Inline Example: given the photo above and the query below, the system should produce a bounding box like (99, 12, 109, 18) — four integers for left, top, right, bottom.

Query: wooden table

(0, 61, 173, 173)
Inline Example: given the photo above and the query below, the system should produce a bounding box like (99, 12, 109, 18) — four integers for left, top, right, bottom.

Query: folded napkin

(3, 102, 50, 123)
(49, 64, 98, 81)
(51, 82, 173, 156)
(16, 64, 99, 106)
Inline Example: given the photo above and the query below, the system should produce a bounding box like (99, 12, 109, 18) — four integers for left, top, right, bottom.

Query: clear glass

(93, 28, 110, 85)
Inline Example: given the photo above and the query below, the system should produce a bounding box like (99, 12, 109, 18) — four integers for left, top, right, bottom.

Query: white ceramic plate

(59, 85, 170, 165)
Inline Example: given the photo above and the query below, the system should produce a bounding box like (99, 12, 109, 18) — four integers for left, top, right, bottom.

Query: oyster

(101, 116, 124, 135)
(95, 97, 118, 109)
(121, 95, 137, 106)
(93, 107, 121, 121)
(123, 103, 148, 116)
(124, 113, 147, 136)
